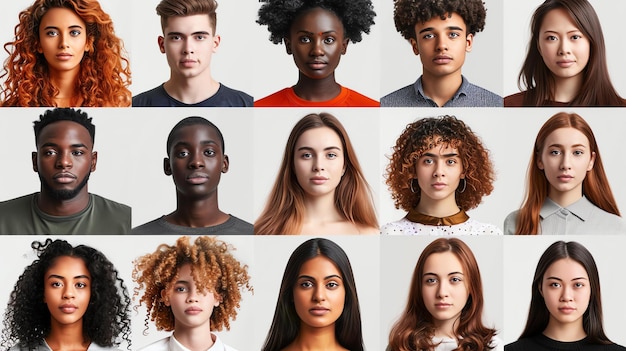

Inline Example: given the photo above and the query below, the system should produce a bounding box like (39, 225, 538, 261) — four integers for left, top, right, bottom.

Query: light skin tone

(285, 256, 348, 351)
(284, 7, 349, 101)
(410, 12, 473, 107)
(294, 127, 377, 235)
(162, 264, 220, 351)
(32, 121, 97, 216)
(537, 127, 595, 208)
(421, 252, 469, 339)
(38, 7, 91, 107)
(164, 124, 230, 227)
(538, 8, 590, 103)
(159, 14, 221, 104)
(540, 258, 590, 342)
(414, 143, 465, 218)
(43, 256, 92, 351)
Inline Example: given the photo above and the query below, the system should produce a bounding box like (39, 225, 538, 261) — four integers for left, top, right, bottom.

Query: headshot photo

(0, 0, 132, 107)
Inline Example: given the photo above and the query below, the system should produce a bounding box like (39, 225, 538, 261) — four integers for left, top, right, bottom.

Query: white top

(381, 217, 502, 235)
(138, 335, 236, 351)
(504, 196, 626, 235)
(432, 335, 503, 351)
(9, 340, 120, 351)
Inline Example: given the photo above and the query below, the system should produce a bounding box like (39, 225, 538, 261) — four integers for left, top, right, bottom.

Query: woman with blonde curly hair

(382, 115, 500, 235)
(132, 236, 252, 351)
(1, 0, 131, 107)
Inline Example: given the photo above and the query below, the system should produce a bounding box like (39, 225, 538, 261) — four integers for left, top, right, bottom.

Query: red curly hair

(386, 115, 495, 212)
(1, 0, 131, 107)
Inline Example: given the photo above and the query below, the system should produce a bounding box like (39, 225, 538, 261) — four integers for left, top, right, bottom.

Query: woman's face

(294, 126, 345, 199)
(284, 7, 348, 80)
(38, 7, 88, 75)
(421, 252, 469, 330)
(538, 127, 595, 200)
(293, 256, 346, 329)
(538, 8, 590, 81)
(541, 258, 591, 327)
(43, 256, 91, 327)
(162, 264, 219, 330)
(415, 142, 464, 204)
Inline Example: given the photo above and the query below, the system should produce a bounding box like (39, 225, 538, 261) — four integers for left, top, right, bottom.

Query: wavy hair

(515, 112, 620, 234)
(518, 241, 611, 344)
(388, 238, 496, 351)
(0, 239, 131, 350)
(517, 0, 624, 106)
(386, 115, 495, 212)
(1, 0, 131, 107)
(262, 238, 363, 351)
(132, 236, 252, 333)
(254, 112, 378, 234)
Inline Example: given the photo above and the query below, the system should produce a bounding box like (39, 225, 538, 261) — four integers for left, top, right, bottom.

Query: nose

(433, 160, 445, 177)
(56, 151, 72, 169)
(558, 39, 570, 55)
(313, 157, 324, 172)
(188, 151, 205, 169)
(58, 33, 69, 49)
(436, 281, 448, 298)
(310, 37, 324, 57)
(435, 36, 448, 52)
(183, 38, 194, 55)
(186, 290, 199, 303)
(312, 285, 326, 302)
(559, 286, 574, 302)
(559, 153, 572, 170)
(62, 285, 75, 299)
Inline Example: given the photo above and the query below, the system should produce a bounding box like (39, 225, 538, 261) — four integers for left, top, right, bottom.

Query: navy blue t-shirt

(132, 83, 253, 107)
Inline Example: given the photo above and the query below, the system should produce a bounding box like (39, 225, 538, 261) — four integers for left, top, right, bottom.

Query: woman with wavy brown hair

(1, 0, 131, 107)
(254, 112, 378, 235)
(504, 112, 624, 234)
(388, 238, 501, 351)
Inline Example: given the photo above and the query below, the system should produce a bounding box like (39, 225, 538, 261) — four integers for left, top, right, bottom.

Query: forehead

(47, 255, 89, 275)
(171, 124, 222, 148)
(423, 252, 463, 274)
(543, 127, 589, 147)
(37, 120, 93, 148)
(291, 7, 344, 33)
(415, 12, 467, 32)
(295, 126, 342, 148)
(164, 14, 214, 33)
(544, 258, 588, 279)
(540, 8, 578, 30)
(298, 256, 341, 276)
(40, 7, 85, 27)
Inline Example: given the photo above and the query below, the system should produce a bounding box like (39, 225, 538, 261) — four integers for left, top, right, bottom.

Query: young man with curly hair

(381, 0, 502, 107)
(133, 236, 252, 351)
(132, 0, 253, 107)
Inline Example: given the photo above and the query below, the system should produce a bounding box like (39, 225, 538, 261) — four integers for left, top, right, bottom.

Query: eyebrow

(44, 25, 84, 30)
(297, 274, 343, 281)
(422, 152, 458, 158)
(47, 274, 90, 280)
(419, 26, 464, 34)
(423, 271, 464, 277)
(296, 30, 338, 35)
(173, 140, 219, 148)
(546, 143, 587, 148)
(40, 142, 88, 149)
(297, 146, 342, 152)
(167, 31, 211, 36)
(543, 29, 582, 34)
(546, 276, 588, 281)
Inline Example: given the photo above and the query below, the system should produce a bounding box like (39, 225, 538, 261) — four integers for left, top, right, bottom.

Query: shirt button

(560, 209, 569, 216)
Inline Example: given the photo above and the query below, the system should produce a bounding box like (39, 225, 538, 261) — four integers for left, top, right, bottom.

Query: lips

(53, 172, 77, 184)
(557, 60, 575, 68)
(56, 53, 73, 60)
(433, 55, 452, 64)
(307, 60, 327, 70)
(435, 303, 452, 309)
(558, 306, 576, 314)
(185, 306, 203, 315)
(309, 306, 330, 316)
(60, 303, 78, 314)
(557, 174, 573, 182)
(180, 59, 198, 67)
(310, 176, 329, 185)
(432, 182, 447, 190)
(186, 172, 209, 184)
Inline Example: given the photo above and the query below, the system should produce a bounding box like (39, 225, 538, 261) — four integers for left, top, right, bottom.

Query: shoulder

(221, 215, 254, 235)
(461, 219, 503, 235)
(341, 87, 379, 107)
(504, 91, 527, 107)
(380, 218, 412, 235)
(90, 194, 131, 214)
(132, 85, 168, 106)
(210, 83, 253, 107)
(137, 337, 170, 351)
(503, 210, 520, 235)
(0, 193, 35, 209)
(463, 81, 503, 106)
(381, 83, 420, 107)
(504, 338, 532, 351)
(132, 216, 167, 234)
(254, 88, 292, 107)
(87, 343, 123, 351)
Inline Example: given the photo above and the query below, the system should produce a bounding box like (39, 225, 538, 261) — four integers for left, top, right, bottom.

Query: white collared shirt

(138, 335, 237, 351)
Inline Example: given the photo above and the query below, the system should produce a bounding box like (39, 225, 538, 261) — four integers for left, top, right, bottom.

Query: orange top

(254, 86, 379, 107)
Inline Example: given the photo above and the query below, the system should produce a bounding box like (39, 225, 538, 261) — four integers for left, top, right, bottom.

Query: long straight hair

(518, 0, 624, 106)
(261, 238, 363, 351)
(255, 113, 378, 234)
(519, 241, 611, 344)
(515, 112, 620, 234)
(388, 238, 496, 351)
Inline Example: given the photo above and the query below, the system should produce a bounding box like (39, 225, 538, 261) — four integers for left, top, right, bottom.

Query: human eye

(75, 281, 88, 289)
(327, 152, 338, 159)
(450, 276, 463, 284)
(573, 150, 584, 156)
(46, 29, 60, 37)
(446, 158, 457, 165)
(449, 32, 460, 39)
(549, 282, 561, 288)
(72, 149, 84, 156)
(50, 281, 63, 288)
(70, 29, 82, 37)
(195, 34, 207, 40)
(175, 150, 189, 158)
(300, 152, 312, 159)
(571, 34, 583, 40)
(299, 36, 311, 44)
(43, 149, 57, 156)
(424, 277, 437, 284)
(323, 36, 336, 44)
(574, 282, 585, 288)
(549, 149, 561, 156)
(422, 33, 434, 40)
(326, 281, 340, 289)
(423, 158, 434, 165)
(299, 280, 313, 289)
(169, 34, 182, 41)
(174, 285, 187, 293)
(204, 149, 216, 157)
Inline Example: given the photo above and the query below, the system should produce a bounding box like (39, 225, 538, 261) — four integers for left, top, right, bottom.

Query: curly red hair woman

(1, 0, 131, 107)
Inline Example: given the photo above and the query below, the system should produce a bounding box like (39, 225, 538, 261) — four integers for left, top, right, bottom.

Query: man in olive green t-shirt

(0, 108, 130, 234)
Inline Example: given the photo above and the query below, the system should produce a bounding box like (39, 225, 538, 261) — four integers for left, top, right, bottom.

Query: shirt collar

(169, 334, 222, 351)
(540, 196, 595, 221)
(414, 75, 469, 104)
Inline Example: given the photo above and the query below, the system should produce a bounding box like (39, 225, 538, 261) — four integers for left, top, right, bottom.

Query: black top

(506, 334, 626, 351)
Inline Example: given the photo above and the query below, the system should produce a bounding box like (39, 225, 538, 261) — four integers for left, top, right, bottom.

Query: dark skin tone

(284, 7, 349, 101)
(32, 121, 97, 216)
(163, 124, 230, 227)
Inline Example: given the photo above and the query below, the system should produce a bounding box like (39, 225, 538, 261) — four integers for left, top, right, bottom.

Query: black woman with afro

(255, 0, 379, 107)
(1, 239, 131, 351)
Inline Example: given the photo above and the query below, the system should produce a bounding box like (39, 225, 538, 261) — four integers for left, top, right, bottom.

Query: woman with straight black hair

(261, 238, 363, 351)
(506, 241, 625, 350)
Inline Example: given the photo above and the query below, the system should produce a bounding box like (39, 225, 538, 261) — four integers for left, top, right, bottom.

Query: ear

(85, 36, 95, 53)
(537, 157, 544, 170)
(465, 33, 474, 53)
(222, 154, 229, 174)
(587, 151, 596, 171)
(284, 37, 292, 55)
(32, 152, 38, 172)
(160, 289, 171, 307)
(214, 292, 222, 307)
(158, 36, 166, 54)
(409, 38, 419, 56)
(538, 283, 544, 297)
(212, 34, 221, 53)
(164, 157, 172, 176)
(90, 151, 97, 172)
(341, 38, 349, 55)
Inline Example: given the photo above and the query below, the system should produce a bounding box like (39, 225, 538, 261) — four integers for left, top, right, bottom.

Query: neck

(415, 194, 460, 218)
(543, 316, 586, 342)
(37, 190, 90, 216)
(293, 73, 341, 101)
(167, 193, 228, 227)
(553, 74, 583, 103)
(421, 71, 462, 107)
(172, 329, 215, 351)
(548, 185, 583, 208)
(433, 318, 459, 340)
(164, 72, 219, 104)
(45, 320, 88, 351)
(287, 324, 344, 351)
(302, 193, 342, 223)
(49, 69, 80, 107)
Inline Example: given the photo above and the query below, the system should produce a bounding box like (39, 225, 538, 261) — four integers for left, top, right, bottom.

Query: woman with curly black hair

(1, 239, 131, 351)
(382, 115, 501, 235)
(255, 0, 378, 107)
